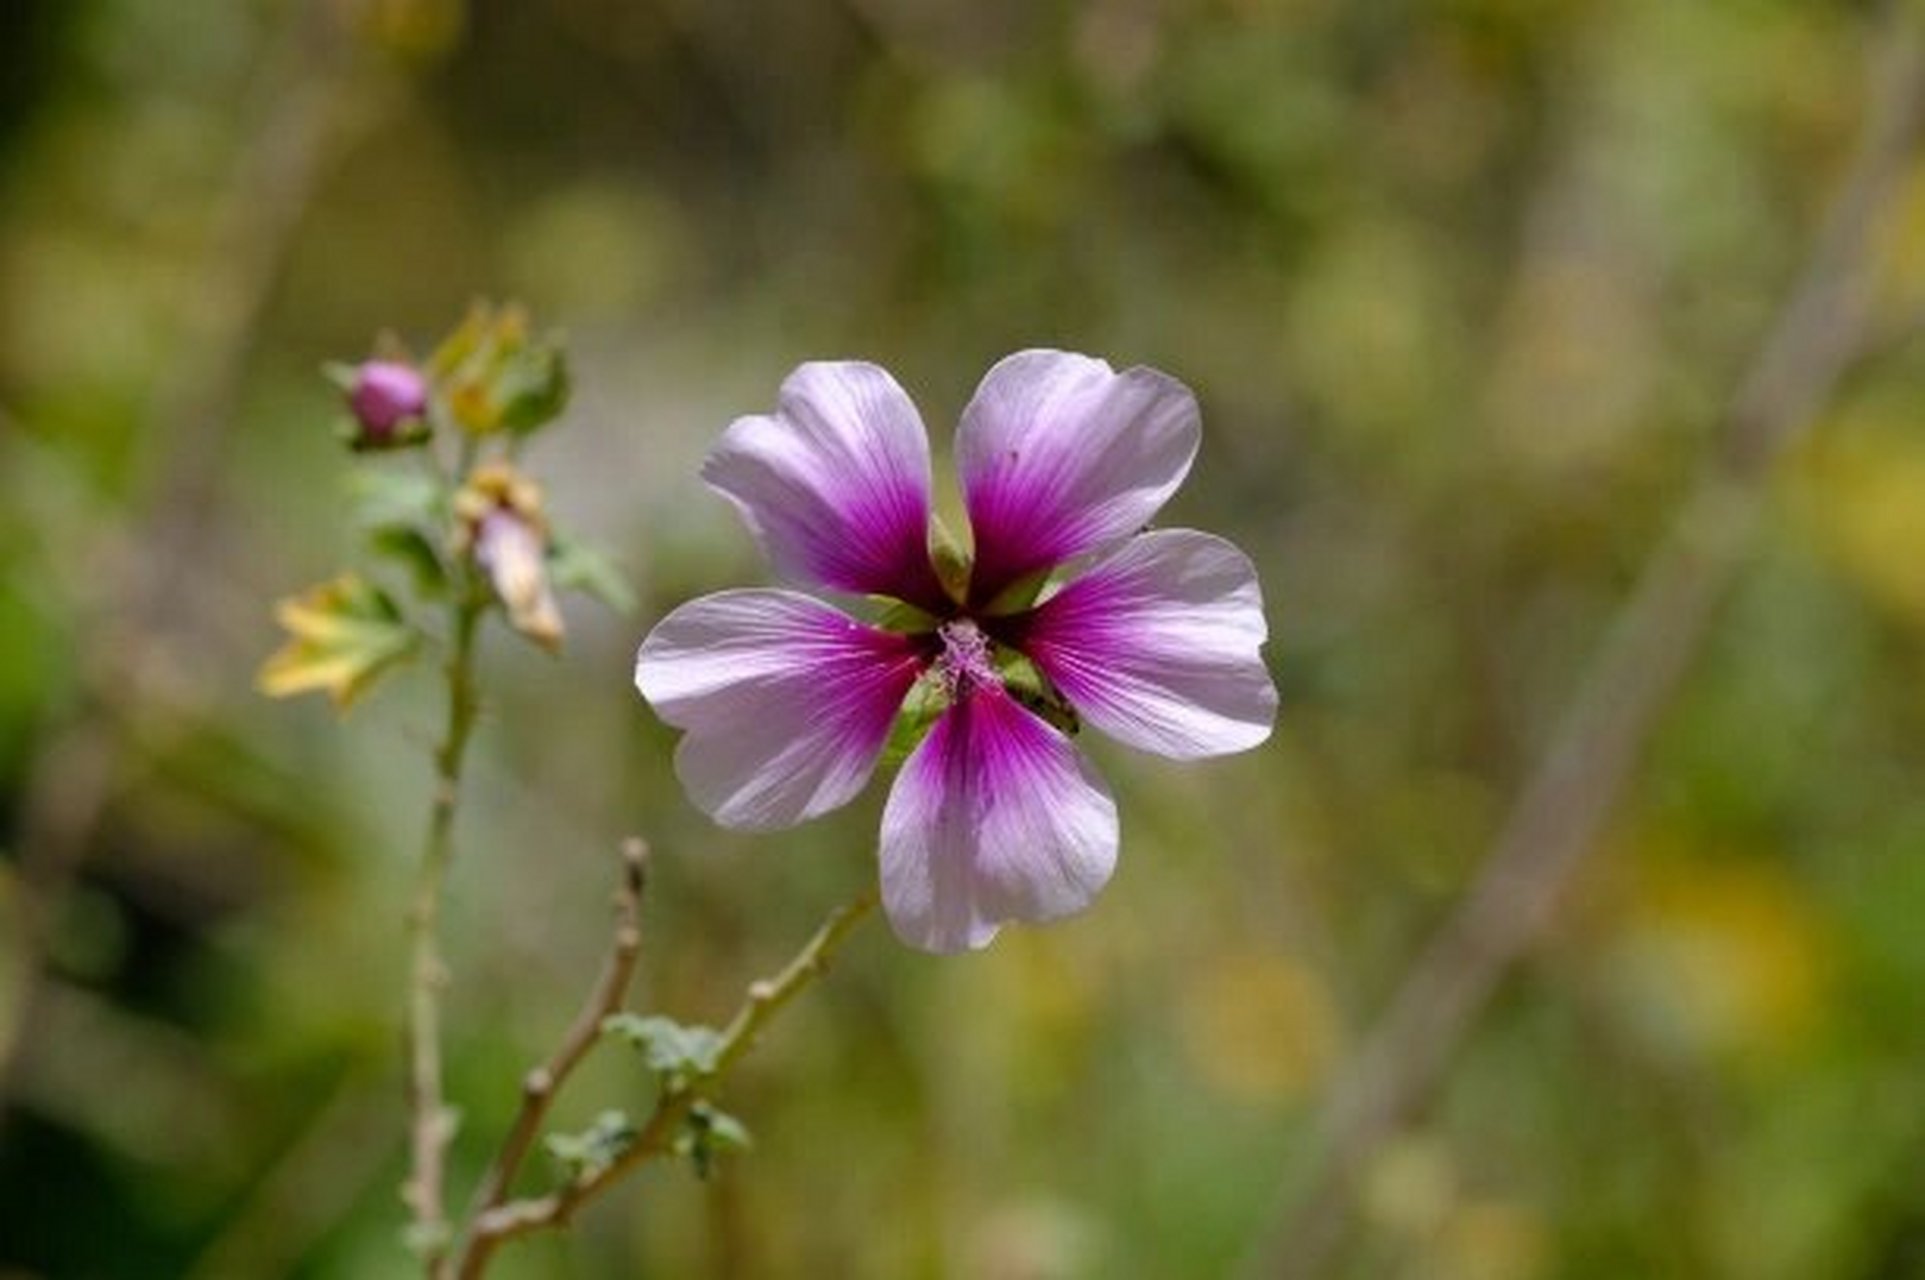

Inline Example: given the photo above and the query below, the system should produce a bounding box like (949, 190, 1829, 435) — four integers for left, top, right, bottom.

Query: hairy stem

(405, 592, 485, 1269)
(457, 889, 879, 1274)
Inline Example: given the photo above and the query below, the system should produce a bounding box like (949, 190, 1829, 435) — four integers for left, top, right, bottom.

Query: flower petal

(878, 688, 1118, 953)
(1012, 529, 1276, 758)
(703, 361, 948, 611)
(635, 589, 925, 830)
(957, 350, 1200, 607)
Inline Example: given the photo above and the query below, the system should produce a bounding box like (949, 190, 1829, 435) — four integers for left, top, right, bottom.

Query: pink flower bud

(347, 361, 429, 441)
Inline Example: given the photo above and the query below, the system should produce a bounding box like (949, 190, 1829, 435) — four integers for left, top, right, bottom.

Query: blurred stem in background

(0, 0, 366, 1130)
(1251, 3, 1925, 1274)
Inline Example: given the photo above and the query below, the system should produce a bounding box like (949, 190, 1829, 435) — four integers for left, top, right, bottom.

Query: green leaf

(349, 469, 446, 532)
(545, 1109, 636, 1180)
(548, 534, 636, 615)
(368, 526, 449, 598)
(692, 1103, 751, 1153)
(676, 1101, 753, 1180)
(256, 574, 420, 710)
(495, 342, 571, 435)
(602, 1013, 724, 1088)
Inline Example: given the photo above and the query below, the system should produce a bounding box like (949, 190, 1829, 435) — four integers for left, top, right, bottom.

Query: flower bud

(345, 360, 430, 447)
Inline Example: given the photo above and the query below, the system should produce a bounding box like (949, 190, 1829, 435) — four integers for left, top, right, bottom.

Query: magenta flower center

(934, 619, 999, 697)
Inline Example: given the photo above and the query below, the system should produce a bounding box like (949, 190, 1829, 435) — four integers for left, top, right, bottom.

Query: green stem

(709, 887, 878, 1076)
(405, 588, 484, 1272)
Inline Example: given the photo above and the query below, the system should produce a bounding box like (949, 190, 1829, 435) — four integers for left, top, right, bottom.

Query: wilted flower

(456, 463, 564, 651)
(345, 359, 430, 447)
(257, 573, 419, 709)
(635, 351, 1277, 952)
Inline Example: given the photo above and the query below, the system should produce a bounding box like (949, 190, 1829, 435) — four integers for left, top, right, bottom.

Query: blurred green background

(6, 0, 1925, 1276)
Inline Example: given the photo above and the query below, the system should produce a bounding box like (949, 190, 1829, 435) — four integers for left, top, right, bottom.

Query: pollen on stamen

(935, 619, 999, 697)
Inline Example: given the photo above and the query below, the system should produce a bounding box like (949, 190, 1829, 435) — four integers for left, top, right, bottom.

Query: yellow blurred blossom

(1179, 950, 1341, 1104)
(1793, 418, 1925, 627)
(1443, 1200, 1549, 1280)
(1603, 855, 1832, 1059)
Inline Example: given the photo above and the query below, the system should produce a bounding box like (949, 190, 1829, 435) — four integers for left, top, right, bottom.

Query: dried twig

(452, 888, 879, 1278)
(1251, 9, 1925, 1276)
(451, 838, 651, 1265)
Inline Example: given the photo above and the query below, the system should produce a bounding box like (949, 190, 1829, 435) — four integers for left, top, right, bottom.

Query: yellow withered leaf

(257, 573, 420, 710)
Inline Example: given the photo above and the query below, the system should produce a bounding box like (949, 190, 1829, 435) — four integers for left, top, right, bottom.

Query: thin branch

(1250, 10, 1925, 1277)
(699, 888, 880, 1083)
(456, 889, 879, 1276)
(450, 839, 651, 1267)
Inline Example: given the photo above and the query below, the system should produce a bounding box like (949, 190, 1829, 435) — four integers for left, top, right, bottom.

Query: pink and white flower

(635, 351, 1277, 953)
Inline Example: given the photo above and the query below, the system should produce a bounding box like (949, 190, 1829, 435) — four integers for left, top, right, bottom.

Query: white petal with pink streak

(703, 361, 946, 610)
(879, 689, 1118, 953)
(635, 590, 924, 830)
(957, 349, 1199, 605)
(1021, 529, 1276, 758)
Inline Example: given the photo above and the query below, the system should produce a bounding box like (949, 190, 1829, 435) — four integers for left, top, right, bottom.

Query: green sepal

(871, 596, 939, 633)
(545, 1109, 637, 1180)
(340, 417, 433, 452)
(548, 534, 637, 615)
(997, 649, 1080, 736)
(928, 515, 971, 604)
(979, 565, 1053, 616)
(881, 672, 949, 767)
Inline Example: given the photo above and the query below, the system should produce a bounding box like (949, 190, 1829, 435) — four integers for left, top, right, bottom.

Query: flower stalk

(404, 584, 485, 1268)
